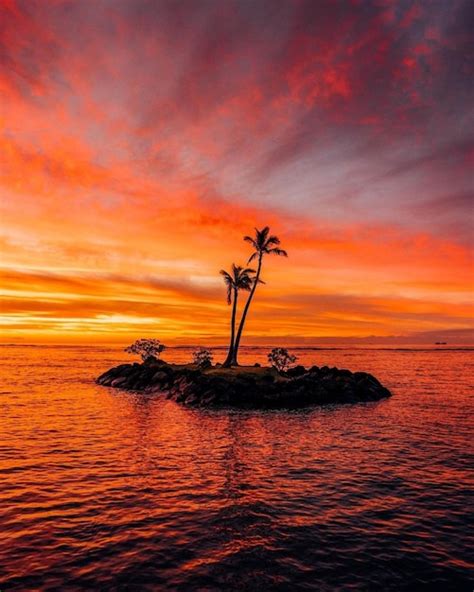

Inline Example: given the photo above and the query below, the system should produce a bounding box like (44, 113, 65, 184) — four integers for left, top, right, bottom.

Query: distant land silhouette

(0, 327, 473, 348)
(247, 328, 474, 346)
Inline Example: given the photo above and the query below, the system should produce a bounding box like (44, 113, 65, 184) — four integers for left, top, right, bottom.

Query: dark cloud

(410, 191, 474, 245)
(1, 0, 472, 243)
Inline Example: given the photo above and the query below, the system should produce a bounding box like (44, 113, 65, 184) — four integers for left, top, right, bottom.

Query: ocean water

(0, 344, 473, 591)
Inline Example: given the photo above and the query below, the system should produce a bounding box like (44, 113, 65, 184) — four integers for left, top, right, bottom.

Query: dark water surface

(0, 345, 473, 591)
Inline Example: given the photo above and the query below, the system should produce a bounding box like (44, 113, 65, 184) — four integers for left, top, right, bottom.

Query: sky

(0, 0, 473, 345)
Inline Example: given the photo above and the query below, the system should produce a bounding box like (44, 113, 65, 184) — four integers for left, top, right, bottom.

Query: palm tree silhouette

(220, 264, 255, 368)
(229, 227, 287, 366)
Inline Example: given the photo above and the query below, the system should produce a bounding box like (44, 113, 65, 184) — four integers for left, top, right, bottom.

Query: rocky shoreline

(96, 360, 391, 409)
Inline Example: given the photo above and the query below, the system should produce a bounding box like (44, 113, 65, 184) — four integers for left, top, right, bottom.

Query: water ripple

(0, 345, 473, 590)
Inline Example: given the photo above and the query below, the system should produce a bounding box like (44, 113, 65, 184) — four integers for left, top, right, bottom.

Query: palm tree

(229, 227, 287, 366)
(220, 264, 255, 367)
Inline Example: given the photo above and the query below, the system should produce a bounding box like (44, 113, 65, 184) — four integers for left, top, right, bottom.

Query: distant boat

(435, 342, 447, 345)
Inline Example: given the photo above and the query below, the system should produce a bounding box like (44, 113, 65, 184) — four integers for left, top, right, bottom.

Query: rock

(96, 361, 391, 410)
(110, 377, 128, 387)
(286, 365, 306, 378)
(151, 370, 169, 384)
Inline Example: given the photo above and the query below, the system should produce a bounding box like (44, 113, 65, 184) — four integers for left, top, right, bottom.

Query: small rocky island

(96, 360, 391, 410)
(97, 227, 391, 410)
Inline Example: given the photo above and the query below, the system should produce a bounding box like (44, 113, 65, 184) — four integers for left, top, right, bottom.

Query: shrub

(193, 348, 213, 368)
(125, 339, 165, 362)
(267, 347, 297, 373)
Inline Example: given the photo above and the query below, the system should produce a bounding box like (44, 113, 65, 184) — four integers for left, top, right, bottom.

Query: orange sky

(1, 0, 473, 345)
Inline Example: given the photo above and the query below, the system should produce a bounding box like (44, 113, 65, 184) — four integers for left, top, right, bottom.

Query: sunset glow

(1, 0, 473, 344)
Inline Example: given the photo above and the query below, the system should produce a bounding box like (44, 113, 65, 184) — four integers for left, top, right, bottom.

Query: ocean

(0, 344, 473, 591)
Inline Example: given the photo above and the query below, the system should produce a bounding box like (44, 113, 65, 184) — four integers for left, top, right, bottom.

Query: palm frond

(236, 269, 255, 289)
(220, 269, 234, 304)
(231, 263, 242, 279)
(247, 251, 258, 263)
(243, 236, 257, 249)
(265, 235, 280, 247)
(269, 247, 288, 257)
(255, 226, 269, 249)
(220, 269, 232, 283)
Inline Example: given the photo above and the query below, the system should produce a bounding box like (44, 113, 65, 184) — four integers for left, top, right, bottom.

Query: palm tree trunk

(222, 288, 238, 367)
(230, 256, 262, 366)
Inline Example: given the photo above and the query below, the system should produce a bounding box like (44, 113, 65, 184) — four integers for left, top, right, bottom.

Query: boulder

(110, 377, 128, 387)
(286, 365, 306, 378)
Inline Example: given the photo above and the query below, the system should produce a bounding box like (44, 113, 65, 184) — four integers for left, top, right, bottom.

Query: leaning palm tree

(220, 264, 255, 367)
(229, 227, 287, 366)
